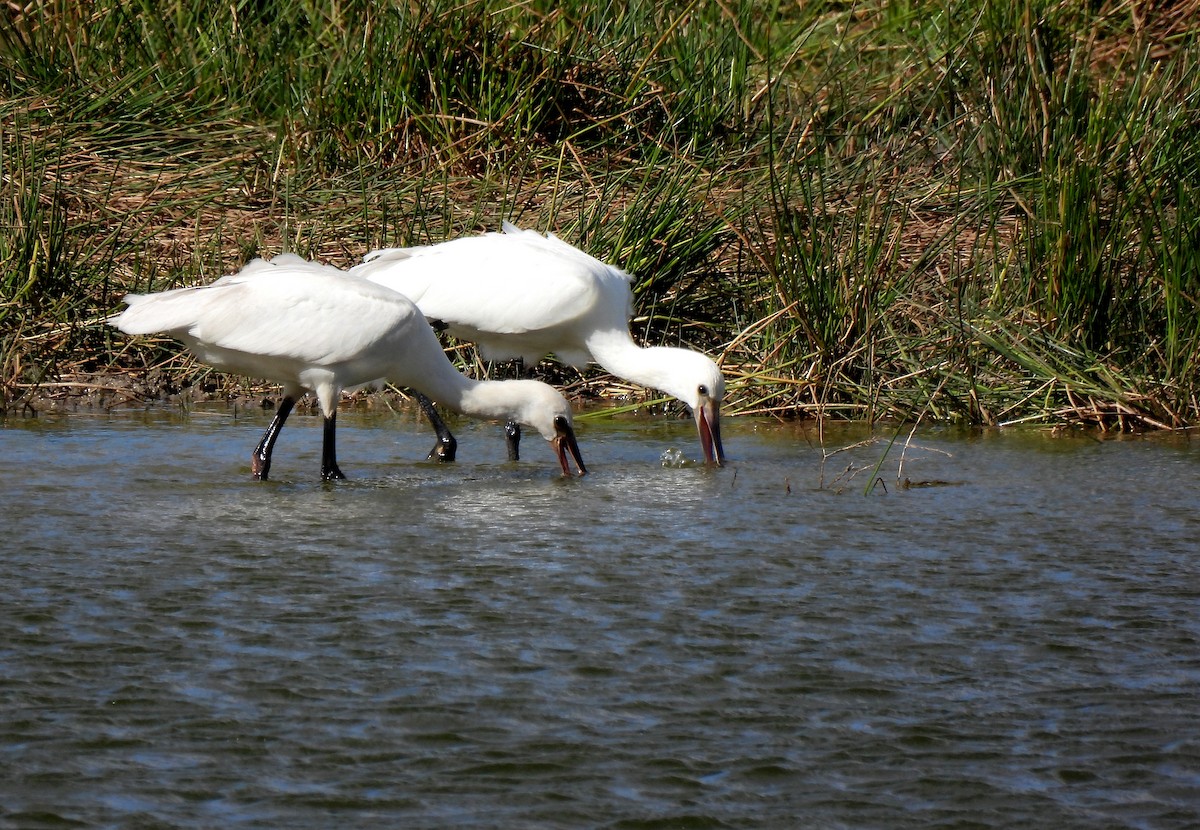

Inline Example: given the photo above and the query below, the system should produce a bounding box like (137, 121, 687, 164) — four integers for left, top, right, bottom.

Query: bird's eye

(698, 385, 709, 396)
(554, 415, 568, 429)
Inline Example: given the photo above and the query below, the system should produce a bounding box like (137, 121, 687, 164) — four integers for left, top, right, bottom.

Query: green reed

(740, 0, 1200, 427)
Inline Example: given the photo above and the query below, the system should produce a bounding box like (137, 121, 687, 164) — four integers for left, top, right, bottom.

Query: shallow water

(2, 407, 1199, 829)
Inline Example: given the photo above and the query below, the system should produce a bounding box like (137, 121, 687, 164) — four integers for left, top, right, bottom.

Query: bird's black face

(552, 415, 587, 477)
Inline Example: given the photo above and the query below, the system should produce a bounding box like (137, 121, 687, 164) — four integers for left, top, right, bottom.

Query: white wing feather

(116, 263, 420, 367)
(351, 225, 633, 346)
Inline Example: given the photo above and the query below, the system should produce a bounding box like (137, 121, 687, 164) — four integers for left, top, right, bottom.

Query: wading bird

(349, 222, 726, 465)
(112, 257, 587, 480)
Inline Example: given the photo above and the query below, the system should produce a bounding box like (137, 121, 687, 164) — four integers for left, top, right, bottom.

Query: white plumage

(112, 256, 587, 479)
(350, 222, 726, 465)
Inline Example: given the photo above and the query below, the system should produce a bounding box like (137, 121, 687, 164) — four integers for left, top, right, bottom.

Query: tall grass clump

(963, 0, 1200, 426)
(742, 0, 1200, 428)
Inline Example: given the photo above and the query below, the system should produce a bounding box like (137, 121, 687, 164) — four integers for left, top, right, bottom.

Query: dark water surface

(2, 408, 1199, 829)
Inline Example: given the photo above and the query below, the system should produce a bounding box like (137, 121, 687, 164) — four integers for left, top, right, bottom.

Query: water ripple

(2, 415, 1200, 827)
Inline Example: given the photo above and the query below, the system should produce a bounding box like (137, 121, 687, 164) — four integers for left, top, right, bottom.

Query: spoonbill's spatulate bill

(112, 257, 587, 480)
(349, 222, 726, 465)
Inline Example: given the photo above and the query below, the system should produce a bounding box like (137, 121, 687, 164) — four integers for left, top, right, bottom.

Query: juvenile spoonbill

(112, 257, 587, 480)
(349, 222, 726, 465)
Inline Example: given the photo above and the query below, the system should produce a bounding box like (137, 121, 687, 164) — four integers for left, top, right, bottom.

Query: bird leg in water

(503, 357, 526, 461)
(415, 391, 457, 462)
(321, 412, 346, 480)
(505, 421, 521, 461)
(252, 395, 296, 480)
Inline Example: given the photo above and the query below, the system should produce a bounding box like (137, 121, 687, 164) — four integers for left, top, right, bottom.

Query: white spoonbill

(112, 257, 587, 480)
(349, 222, 726, 465)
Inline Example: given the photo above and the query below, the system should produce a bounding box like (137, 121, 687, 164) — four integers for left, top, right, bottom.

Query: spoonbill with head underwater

(349, 222, 726, 465)
(112, 256, 588, 480)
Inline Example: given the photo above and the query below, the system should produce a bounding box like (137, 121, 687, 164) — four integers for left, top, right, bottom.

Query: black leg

(505, 420, 521, 461)
(321, 411, 346, 480)
(252, 395, 296, 480)
(504, 358, 525, 461)
(415, 391, 457, 462)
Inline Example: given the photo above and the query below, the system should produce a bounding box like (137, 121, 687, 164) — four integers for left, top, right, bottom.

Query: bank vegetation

(2, 0, 1198, 429)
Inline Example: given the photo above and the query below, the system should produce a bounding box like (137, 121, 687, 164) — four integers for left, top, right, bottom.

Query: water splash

(660, 447, 689, 468)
